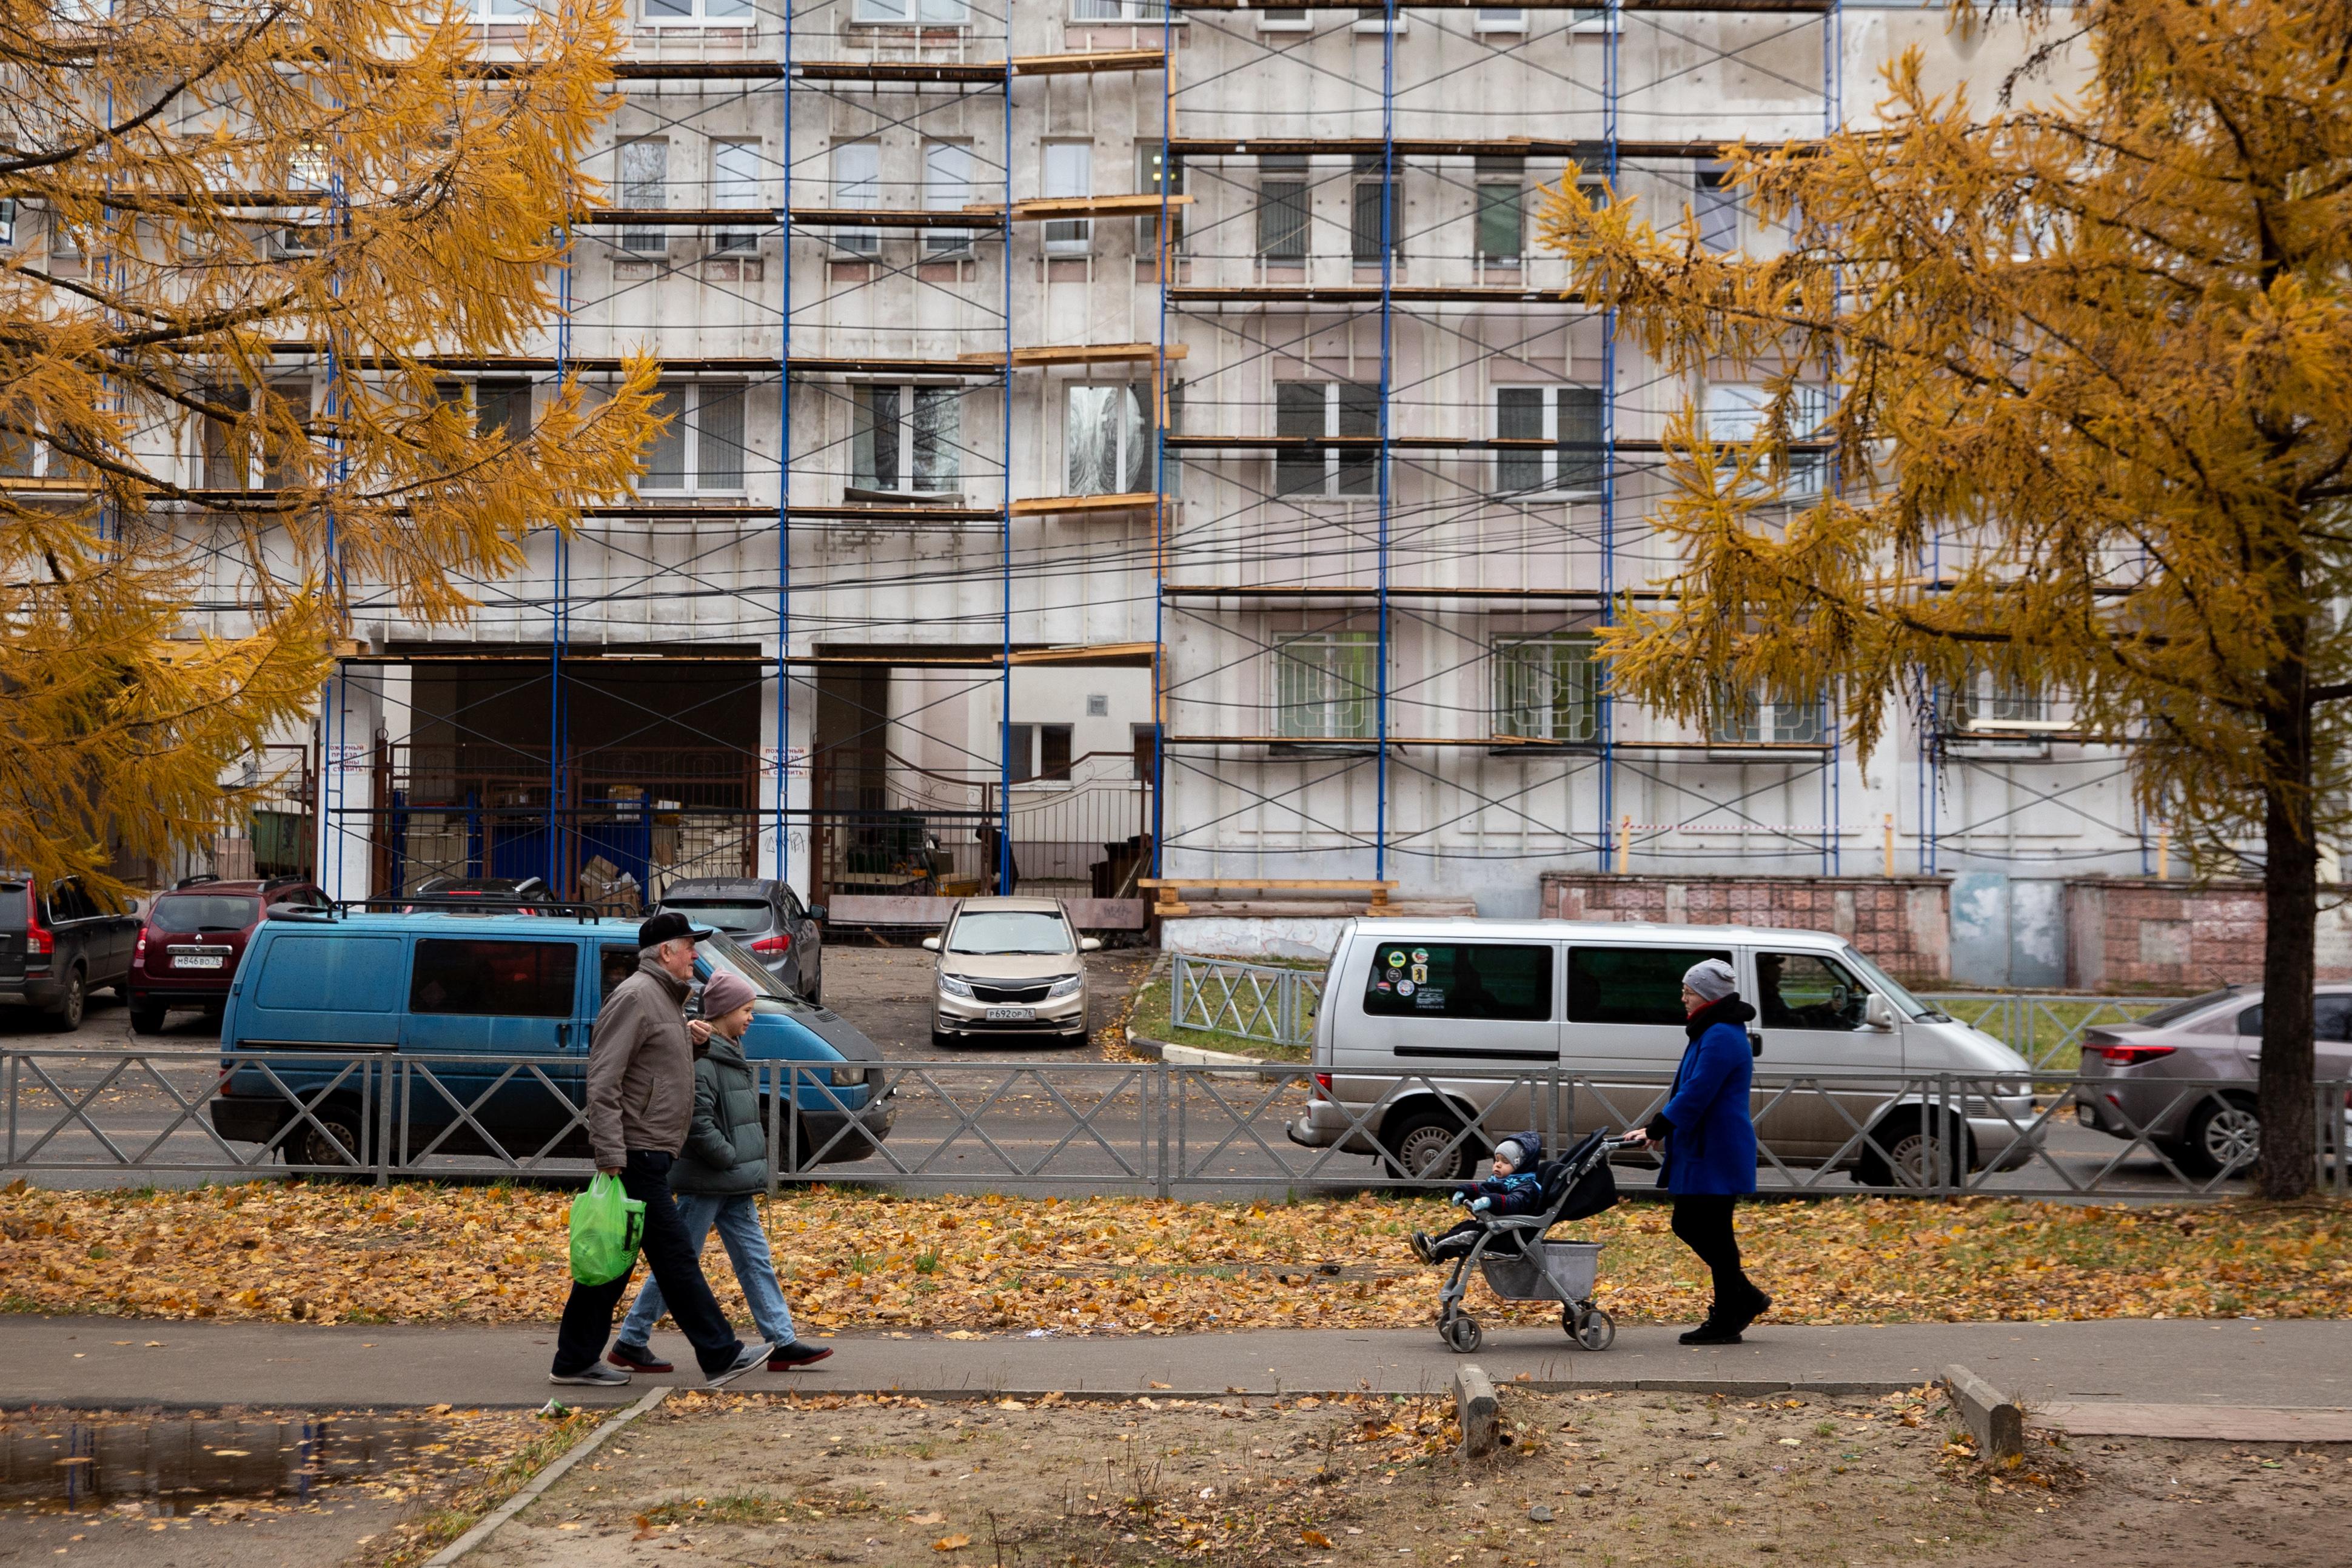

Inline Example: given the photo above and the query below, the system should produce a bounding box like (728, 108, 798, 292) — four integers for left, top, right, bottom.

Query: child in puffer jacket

(1409, 1132, 1545, 1263)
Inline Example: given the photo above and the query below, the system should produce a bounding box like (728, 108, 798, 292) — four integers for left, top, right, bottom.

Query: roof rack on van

(333, 896, 616, 922)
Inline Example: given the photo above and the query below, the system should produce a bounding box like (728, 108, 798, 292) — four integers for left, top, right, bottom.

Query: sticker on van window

(1411, 948, 1429, 964)
(1410, 963, 1427, 983)
(1416, 988, 1445, 1008)
(1385, 950, 1406, 970)
(1396, 979, 1415, 997)
(1374, 980, 1391, 991)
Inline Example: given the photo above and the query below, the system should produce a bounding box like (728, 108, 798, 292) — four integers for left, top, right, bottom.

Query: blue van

(209, 910, 893, 1170)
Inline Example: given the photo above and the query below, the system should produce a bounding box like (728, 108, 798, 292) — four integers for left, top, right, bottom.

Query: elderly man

(550, 911, 771, 1387)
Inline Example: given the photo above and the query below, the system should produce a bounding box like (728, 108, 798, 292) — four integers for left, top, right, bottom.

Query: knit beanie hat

(700, 970, 758, 1019)
(1683, 957, 1739, 1003)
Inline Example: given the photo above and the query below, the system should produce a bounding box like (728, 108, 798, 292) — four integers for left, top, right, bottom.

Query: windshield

(1840, 945, 1945, 1022)
(947, 910, 1073, 956)
(150, 895, 263, 934)
(664, 900, 771, 934)
(702, 934, 801, 1003)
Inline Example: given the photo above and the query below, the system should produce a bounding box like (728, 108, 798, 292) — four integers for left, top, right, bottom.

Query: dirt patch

(457, 1385, 2351, 1567)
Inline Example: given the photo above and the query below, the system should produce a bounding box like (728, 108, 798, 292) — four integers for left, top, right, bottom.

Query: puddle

(0, 1415, 492, 1509)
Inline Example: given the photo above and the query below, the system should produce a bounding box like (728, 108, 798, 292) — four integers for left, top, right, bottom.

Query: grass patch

(1126, 956, 1327, 1063)
(1929, 994, 2191, 1072)
(643, 1489, 808, 1526)
(368, 1407, 602, 1567)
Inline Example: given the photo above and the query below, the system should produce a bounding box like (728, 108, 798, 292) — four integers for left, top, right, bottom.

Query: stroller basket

(1479, 1239, 1601, 1305)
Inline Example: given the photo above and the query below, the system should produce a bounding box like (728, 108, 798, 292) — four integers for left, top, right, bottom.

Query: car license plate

(172, 954, 225, 970)
(985, 1006, 1035, 1021)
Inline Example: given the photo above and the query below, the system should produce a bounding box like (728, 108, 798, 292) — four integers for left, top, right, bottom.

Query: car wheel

(44, 968, 85, 1033)
(930, 1029, 956, 1051)
(129, 1000, 169, 1035)
(1381, 1107, 1482, 1184)
(2179, 1097, 2260, 1178)
(294, 1107, 364, 1173)
(1856, 1111, 1968, 1190)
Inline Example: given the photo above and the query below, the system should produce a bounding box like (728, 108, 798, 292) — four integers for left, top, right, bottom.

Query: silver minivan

(1285, 919, 2040, 1187)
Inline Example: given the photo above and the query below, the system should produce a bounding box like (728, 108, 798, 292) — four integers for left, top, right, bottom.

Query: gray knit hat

(1683, 958, 1739, 1003)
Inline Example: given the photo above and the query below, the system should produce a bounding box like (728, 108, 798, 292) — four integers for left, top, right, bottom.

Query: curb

(424, 1382, 672, 1565)
(1124, 1029, 1289, 1075)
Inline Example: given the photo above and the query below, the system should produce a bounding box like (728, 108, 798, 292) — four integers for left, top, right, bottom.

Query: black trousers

(1669, 1194, 1756, 1316)
(553, 1150, 744, 1377)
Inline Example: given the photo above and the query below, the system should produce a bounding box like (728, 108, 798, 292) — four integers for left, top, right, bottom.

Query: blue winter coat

(1652, 1000, 1758, 1196)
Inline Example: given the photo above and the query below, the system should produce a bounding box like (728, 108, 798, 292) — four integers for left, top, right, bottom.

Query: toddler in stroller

(1409, 1131, 1551, 1264)
(1411, 1128, 1629, 1353)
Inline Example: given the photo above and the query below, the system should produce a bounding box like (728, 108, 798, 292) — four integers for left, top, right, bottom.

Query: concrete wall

(1540, 873, 1951, 982)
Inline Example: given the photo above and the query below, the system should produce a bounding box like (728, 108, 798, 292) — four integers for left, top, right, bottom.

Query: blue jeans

(617, 1191, 796, 1351)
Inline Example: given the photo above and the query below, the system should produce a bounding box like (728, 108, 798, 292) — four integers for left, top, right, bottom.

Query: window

(618, 139, 669, 253)
(201, 381, 309, 491)
(600, 945, 640, 1002)
(1131, 723, 1156, 781)
(1362, 942, 1550, 1020)
(852, 385, 961, 495)
(409, 938, 580, 1018)
(1257, 155, 1309, 261)
(710, 139, 762, 253)
(854, 0, 969, 22)
(1257, 6, 1310, 29)
(471, 0, 543, 15)
(643, 0, 751, 18)
(1066, 384, 1150, 495)
(1042, 141, 1093, 255)
(0, 198, 16, 247)
(643, 382, 747, 492)
(1352, 5, 1407, 32)
(288, 139, 330, 192)
(1136, 143, 1185, 255)
(1695, 166, 1739, 252)
(1474, 7, 1524, 32)
(1275, 629, 1378, 740)
(1351, 154, 1398, 262)
(1476, 157, 1523, 263)
(1952, 669, 2050, 730)
(1074, 0, 1174, 16)
(2239, 997, 2352, 1040)
(1755, 951, 1870, 1032)
(1276, 381, 1378, 498)
(477, 380, 533, 445)
(832, 141, 880, 257)
(1495, 386, 1603, 494)
(922, 140, 975, 258)
(1494, 632, 1600, 743)
(1005, 722, 1073, 784)
(1710, 682, 1825, 746)
(1567, 945, 1732, 1026)
(1703, 382, 1830, 498)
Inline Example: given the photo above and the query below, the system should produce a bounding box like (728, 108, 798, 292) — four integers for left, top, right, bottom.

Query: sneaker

(1677, 1321, 1743, 1347)
(706, 1342, 777, 1389)
(549, 1363, 632, 1387)
(769, 1342, 835, 1371)
(1409, 1231, 1435, 1265)
(608, 1342, 674, 1374)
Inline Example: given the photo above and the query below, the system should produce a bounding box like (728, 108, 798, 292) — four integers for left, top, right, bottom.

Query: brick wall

(2066, 879, 2352, 990)
(1538, 874, 1952, 984)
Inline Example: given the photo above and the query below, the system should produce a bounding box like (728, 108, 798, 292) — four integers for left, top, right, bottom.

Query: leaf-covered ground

(1, 1181, 2343, 1332)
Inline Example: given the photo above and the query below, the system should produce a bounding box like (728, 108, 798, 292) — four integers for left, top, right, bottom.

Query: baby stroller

(1435, 1129, 1628, 1354)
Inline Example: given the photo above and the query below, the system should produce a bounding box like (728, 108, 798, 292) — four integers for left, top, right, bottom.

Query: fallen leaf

(907, 1512, 946, 1526)
(633, 1515, 656, 1541)
(933, 1533, 972, 1552)
(1149, 1381, 1171, 1390)
(1302, 1528, 1336, 1547)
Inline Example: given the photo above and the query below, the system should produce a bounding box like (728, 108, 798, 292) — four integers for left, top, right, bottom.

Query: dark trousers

(1669, 1194, 1757, 1317)
(553, 1150, 744, 1377)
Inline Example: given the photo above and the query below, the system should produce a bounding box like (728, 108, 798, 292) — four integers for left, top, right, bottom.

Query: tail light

(751, 934, 792, 954)
(133, 928, 148, 968)
(1312, 1072, 1332, 1096)
(24, 893, 53, 961)
(2090, 1042, 2176, 1066)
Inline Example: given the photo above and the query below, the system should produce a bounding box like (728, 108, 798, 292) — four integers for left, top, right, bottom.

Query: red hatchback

(128, 876, 329, 1034)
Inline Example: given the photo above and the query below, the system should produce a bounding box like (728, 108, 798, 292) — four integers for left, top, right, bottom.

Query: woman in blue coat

(1622, 957, 1771, 1345)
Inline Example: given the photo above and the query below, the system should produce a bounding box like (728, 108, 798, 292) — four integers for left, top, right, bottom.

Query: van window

(601, 945, 640, 1003)
(1567, 945, 1732, 1025)
(1362, 942, 1551, 1020)
(410, 938, 580, 1018)
(253, 934, 404, 1012)
(1755, 951, 1869, 1031)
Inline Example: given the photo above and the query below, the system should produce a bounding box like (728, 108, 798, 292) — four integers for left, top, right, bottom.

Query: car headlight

(829, 1065, 866, 1087)
(1047, 975, 1083, 999)
(939, 973, 974, 999)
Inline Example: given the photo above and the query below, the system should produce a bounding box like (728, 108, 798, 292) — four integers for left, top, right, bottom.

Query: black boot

(1721, 1284, 1771, 1335)
(1678, 1316, 1743, 1347)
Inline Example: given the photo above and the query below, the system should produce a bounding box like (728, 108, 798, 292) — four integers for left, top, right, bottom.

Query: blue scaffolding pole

(1597, 0, 1623, 871)
(1150, 0, 1174, 883)
(548, 221, 572, 896)
(776, 0, 797, 884)
(996, 37, 1016, 894)
(1375, 0, 1397, 885)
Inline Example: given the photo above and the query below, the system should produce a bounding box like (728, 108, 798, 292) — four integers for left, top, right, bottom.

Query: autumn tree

(1540, 0, 2352, 1198)
(0, 0, 658, 900)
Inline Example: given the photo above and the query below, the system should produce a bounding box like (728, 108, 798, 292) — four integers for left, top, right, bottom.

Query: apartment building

(116, 0, 2138, 972)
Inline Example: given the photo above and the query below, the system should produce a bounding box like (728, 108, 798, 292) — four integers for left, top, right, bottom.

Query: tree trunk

(2257, 681, 2317, 1201)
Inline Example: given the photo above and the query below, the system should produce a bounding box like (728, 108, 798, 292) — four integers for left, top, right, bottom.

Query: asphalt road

(0, 951, 2326, 1200)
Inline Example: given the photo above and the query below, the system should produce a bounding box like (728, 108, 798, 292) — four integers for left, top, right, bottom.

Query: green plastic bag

(568, 1173, 645, 1286)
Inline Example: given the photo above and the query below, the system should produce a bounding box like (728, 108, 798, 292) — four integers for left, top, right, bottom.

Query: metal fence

(1163, 953, 2186, 1069)
(4, 1047, 2343, 1201)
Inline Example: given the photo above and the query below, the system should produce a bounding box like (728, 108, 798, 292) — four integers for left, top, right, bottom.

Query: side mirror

(1864, 994, 1897, 1031)
(808, 903, 828, 923)
(922, 936, 941, 952)
(1079, 936, 1102, 953)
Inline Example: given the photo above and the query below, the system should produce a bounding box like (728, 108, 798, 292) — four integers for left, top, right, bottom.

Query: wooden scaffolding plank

(1010, 192, 1194, 219)
(1008, 492, 1159, 517)
(963, 341, 1188, 367)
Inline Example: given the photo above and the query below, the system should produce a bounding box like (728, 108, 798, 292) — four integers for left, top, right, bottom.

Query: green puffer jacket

(673, 1034, 769, 1196)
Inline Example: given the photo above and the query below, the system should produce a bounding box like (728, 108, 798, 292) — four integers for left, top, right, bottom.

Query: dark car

(0, 875, 140, 1030)
(127, 875, 329, 1034)
(655, 877, 825, 1000)
(406, 876, 554, 916)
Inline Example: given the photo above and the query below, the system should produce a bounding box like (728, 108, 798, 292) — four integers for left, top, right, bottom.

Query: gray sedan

(2072, 987, 2352, 1176)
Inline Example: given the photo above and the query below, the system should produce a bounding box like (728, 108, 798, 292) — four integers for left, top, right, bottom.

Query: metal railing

(3, 1047, 2343, 1201)
(1170, 953, 1325, 1048)
(1161, 952, 2188, 1070)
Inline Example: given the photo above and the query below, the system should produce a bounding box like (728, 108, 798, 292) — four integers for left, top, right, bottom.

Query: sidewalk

(2, 1314, 2345, 1416)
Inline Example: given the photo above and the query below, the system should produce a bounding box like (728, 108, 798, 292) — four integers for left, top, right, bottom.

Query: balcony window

(832, 141, 880, 257)
(1476, 156, 1523, 263)
(1067, 384, 1150, 495)
(853, 386, 962, 497)
(617, 139, 668, 254)
(1042, 141, 1093, 256)
(1276, 381, 1378, 498)
(710, 139, 763, 254)
(1495, 386, 1603, 495)
(643, 383, 748, 493)
(1257, 155, 1308, 262)
(923, 140, 975, 258)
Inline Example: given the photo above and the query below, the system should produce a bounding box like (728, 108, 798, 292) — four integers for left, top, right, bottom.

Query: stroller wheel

(1567, 1304, 1615, 1352)
(1442, 1314, 1483, 1354)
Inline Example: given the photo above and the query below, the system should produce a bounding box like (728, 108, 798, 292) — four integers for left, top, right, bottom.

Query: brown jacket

(585, 957, 695, 1169)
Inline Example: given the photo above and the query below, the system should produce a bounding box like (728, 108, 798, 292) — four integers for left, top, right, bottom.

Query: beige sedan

(923, 896, 1099, 1048)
